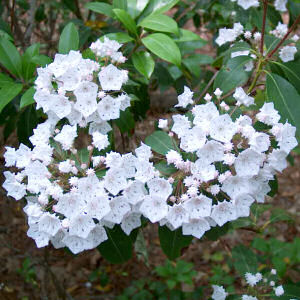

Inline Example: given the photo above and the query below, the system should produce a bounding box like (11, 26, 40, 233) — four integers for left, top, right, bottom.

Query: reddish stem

(260, 0, 268, 55)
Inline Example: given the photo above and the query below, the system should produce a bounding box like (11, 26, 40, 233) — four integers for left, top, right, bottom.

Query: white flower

(97, 95, 121, 120)
(274, 0, 287, 12)
(244, 31, 252, 39)
(279, 46, 297, 63)
(204, 93, 212, 102)
(69, 214, 95, 239)
(242, 296, 258, 300)
(158, 119, 168, 129)
(54, 125, 77, 150)
(182, 218, 210, 239)
(58, 160, 73, 173)
(214, 88, 223, 98)
(135, 143, 152, 161)
(211, 285, 228, 300)
(184, 195, 212, 219)
(253, 32, 262, 41)
(147, 178, 172, 199)
(236, 0, 259, 9)
(215, 23, 243, 46)
(268, 149, 287, 172)
(234, 149, 264, 176)
(233, 87, 254, 107)
(196, 141, 224, 164)
(256, 102, 280, 126)
(104, 196, 131, 224)
(98, 64, 127, 91)
(172, 115, 191, 138)
(291, 34, 299, 42)
(92, 132, 109, 151)
(245, 272, 262, 287)
(121, 213, 141, 235)
(210, 114, 237, 143)
(139, 195, 168, 223)
(175, 86, 194, 108)
(270, 22, 288, 38)
(166, 203, 189, 229)
(211, 201, 237, 226)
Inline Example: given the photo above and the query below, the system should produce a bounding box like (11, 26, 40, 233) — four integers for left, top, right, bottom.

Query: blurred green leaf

(20, 87, 35, 109)
(175, 29, 204, 42)
(100, 32, 134, 43)
(266, 73, 300, 138)
(132, 51, 155, 79)
(158, 226, 193, 260)
(113, 8, 138, 36)
(58, 22, 79, 54)
(0, 82, 23, 113)
(139, 14, 178, 34)
(142, 33, 181, 66)
(232, 245, 258, 275)
(0, 37, 22, 77)
(85, 2, 114, 18)
(145, 130, 177, 155)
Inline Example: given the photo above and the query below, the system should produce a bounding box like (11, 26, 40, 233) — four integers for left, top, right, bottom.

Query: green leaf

(141, 0, 179, 16)
(113, 0, 127, 10)
(31, 54, 52, 66)
(158, 226, 193, 260)
(113, 9, 138, 36)
(127, 0, 150, 19)
(132, 51, 155, 79)
(154, 161, 177, 176)
(232, 245, 258, 275)
(142, 33, 181, 66)
(266, 73, 300, 137)
(22, 43, 40, 80)
(0, 37, 22, 77)
(20, 87, 35, 109)
(204, 223, 231, 241)
(0, 82, 23, 113)
(175, 29, 204, 42)
(114, 109, 135, 134)
(213, 56, 252, 94)
(58, 22, 79, 54)
(138, 14, 178, 34)
(17, 105, 38, 147)
(145, 130, 177, 155)
(100, 32, 134, 43)
(183, 54, 213, 77)
(270, 59, 300, 94)
(97, 225, 137, 264)
(85, 2, 114, 18)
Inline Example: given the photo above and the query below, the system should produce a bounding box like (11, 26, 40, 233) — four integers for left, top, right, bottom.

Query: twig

(24, 0, 37, 46)
(196, 70, 219, 102)
(260, 0, 268, 55)
(266, 15, 300, 60)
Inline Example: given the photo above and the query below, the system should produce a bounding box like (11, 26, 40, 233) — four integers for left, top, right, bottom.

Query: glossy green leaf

(204, 223, 231, 241)
(175, 29, 203, 42)
(145, 130, 177, 155)
(20, 87, 35, 109)
(142, 33, 181, 66)
(141, 0, 179, 17)
(17, 105, 38, 147)
(213, 56, 252, 93)
(113, 8, 138, 36)
(85, 2, 114, 18)
(58, 22, 79, 54)
(100, 32, 134, 43)
(154, 161, 177, 176)
(97, 225, 137, 264)
(266, 73, 300, 137)
(31, 54, 52, 67)
(138, 14, 178, 34)
(183, 54, 213, 76)
(271, 59, 300, 94)
(0, 82, 23, 113)
(232, 245, 258, 275)
(127, 0, 150, 19)
(132, 51, 155, 79)
(22, 43, 40, 80)
(158, 226, 193, 260)
(0, 37, 22, 77)
(114, 109, 135, 134)
(113, 0, 127, 10)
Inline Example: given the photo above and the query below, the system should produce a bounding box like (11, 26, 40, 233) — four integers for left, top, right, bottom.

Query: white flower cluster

(34, 38, 130, 128)
(3, 119, 160, 254)
(157, 88, 297, 240)
(216, 22, 244, 46)
(212, 269, 285, 300)
(231, 0, 287, 12)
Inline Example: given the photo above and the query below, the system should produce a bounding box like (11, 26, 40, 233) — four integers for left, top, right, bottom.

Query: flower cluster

(215, 19, 298, 63)
(231, 0, 287, 12)
(212, 268, 286, 300)
(3, 119, 160, 254)
(155, 86, 297, 239)
(34, 37, 130, 128)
